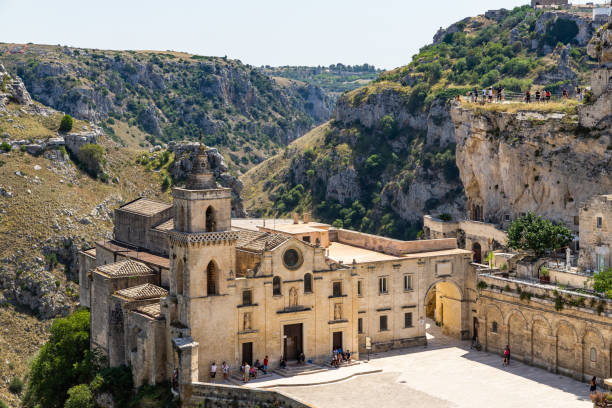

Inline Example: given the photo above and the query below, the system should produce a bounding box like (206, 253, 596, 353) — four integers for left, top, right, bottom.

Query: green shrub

(9, 377, 24, 394)
(64, 384, 94, 408)
(59, 115, 74, 132)
(0, 142, 11, 152)
(23, 309, 100, 408)
(76, 144, 105, 177)
(0, 399, 8, 408)
(161, 175, 171, 191)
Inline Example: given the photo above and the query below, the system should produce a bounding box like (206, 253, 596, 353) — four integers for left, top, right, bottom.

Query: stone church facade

(80, 147, 473, 402)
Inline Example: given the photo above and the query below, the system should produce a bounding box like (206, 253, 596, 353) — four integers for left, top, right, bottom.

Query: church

(79, 146, 473, 400)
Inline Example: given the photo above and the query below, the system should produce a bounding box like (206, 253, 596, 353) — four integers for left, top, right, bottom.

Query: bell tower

(167, 145, 237, 323)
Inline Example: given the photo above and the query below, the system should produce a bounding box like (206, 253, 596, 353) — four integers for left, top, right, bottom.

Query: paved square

(271, 322, 593, 408)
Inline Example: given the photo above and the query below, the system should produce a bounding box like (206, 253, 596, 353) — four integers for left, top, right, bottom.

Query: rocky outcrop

(452, 104, 612, 229)
(0, 63, 32, 112)
(64, 129, 101, 155)
(168, 142, 246, 217)
(534, 11, 594, 49)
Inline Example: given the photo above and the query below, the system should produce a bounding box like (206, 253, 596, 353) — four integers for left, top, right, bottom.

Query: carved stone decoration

(243, 312, 251, 331)
(289, 287, 298, 307)
(334, 303, 342, 320)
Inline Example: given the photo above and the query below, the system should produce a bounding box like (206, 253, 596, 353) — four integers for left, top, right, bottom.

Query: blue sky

(0, 1, 592, 69)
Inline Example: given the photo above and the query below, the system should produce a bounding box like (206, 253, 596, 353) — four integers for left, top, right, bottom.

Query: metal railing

(464, 89, 585, 104)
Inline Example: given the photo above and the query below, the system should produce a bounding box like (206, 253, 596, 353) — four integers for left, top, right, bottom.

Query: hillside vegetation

(242, 5, 599, 240)
(0, 44, 333, 174)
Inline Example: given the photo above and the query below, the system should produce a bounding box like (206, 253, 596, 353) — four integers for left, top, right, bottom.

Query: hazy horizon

(0, 0, 602, 70)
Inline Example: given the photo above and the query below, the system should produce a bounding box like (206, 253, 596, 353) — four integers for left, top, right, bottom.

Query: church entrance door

(333, 331, 343, 351)
(242, 342, 253, 366)
(283, 323, 303, 361)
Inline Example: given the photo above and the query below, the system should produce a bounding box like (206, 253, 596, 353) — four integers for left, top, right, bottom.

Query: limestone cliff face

(452, 104, 612, 229)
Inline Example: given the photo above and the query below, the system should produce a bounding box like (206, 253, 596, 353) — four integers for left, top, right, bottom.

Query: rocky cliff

(242, 5, 603, 237)
(452, 103, 612, 230)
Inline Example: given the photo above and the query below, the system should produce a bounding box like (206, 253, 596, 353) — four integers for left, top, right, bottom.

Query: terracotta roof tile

(116, 283, 168, 300)
(135, 303, 163, 319)
(96, 260, 153, 278)
(154, 218, 174, 231)
(235, 230, 289, 252)
(119, 198, 171, 216)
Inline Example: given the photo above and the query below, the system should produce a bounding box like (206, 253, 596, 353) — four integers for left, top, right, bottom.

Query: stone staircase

(322, 359, 362, 369)
(227, 370, 274, 385)
(273, 362, 327, 377)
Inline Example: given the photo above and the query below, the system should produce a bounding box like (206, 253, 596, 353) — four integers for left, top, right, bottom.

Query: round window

(283, 248, 302, 269)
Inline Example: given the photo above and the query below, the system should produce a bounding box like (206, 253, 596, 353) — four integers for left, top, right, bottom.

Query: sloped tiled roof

(116, 283, 168, 300)
(235, 230, 289, 252)
(119, 198, 172, 216)
(154, 218, 174, 231)
(96, 260, 153, 278)
(135, 303, 163, 319)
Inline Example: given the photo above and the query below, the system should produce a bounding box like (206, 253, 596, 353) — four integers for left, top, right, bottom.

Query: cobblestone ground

(274, 322, 593, 408)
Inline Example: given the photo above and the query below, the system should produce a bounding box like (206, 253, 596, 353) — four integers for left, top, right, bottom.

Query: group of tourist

(468, 85, 586, 104)
(331, 347, 351, 368)
(208, 361, 231, 383)
(239, 356, 269, 382)
(470, 86, 505, 103)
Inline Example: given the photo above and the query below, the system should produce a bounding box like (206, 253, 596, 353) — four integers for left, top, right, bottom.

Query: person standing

(503, 345, 511, 366)
(210, 362, 217, 383)
(243, 362, 250, 382)
(222, 361, 229, 380)
(263, 356, 269, 374)
(590, 377, 597, 394)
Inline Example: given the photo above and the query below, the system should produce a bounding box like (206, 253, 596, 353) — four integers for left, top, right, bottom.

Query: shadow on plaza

(363, 322, 591, 404)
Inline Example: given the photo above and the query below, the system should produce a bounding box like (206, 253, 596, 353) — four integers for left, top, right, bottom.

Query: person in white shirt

(243, 362, 250, 382)
(210, 362, 217, 382)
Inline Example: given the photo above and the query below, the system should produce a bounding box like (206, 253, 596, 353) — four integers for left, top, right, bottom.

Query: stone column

(174, 337, 199, 404)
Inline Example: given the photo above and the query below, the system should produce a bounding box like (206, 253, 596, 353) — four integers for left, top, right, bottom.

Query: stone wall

(336, 228, 456, 256)
(188, 382, 311, 408)
(476, 273, 612, 381)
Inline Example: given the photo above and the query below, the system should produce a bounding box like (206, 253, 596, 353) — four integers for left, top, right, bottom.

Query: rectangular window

(597, 217, 603, 229)
(332, 281, 342, 297)
(242, 289, 252, 305)
(403, 275, 412, 291)
(357, 280, 363, 297)
(302, 236, 311, 243)
(358, 318, 363, 334)
(378, 277, 388, 294)
(574, 215, 580, 226)
(504, 214, 510, 222)
(379, 315, 388, 331)
(404, 312, 413, 328)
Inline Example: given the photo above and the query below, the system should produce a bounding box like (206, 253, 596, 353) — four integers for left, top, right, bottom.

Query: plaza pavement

(265, 321, 593, 408)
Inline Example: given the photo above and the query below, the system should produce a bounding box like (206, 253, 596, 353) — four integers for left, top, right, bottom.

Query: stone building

(578, 194, 612, 272)
(80, 147, 473, 403)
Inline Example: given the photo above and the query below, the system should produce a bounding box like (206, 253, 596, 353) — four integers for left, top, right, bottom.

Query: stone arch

(583, 328, 606, 379)
(175, 258, 184, 295)
(206, 260, 218, 295)
(531, 316, 554, 369)
(205, 206, 216, 232)
(555, 321, 580, 376)
(484, 303, 504, 353)
(424, 279, 465, 339)
(506, 309, 530, 361)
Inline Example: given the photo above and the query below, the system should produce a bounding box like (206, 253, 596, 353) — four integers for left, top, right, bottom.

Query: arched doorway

(472, 242, 482, 264)
(206, 206, 216, 232)
(206, 261, 217, 295)
(424, 280, 464, 340)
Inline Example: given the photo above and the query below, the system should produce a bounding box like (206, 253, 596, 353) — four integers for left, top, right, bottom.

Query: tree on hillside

(23, 309, 100, 408)
(59, 114, 73, 132)
(507, 212, 572, 257)
(77, 144, 105, 177)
